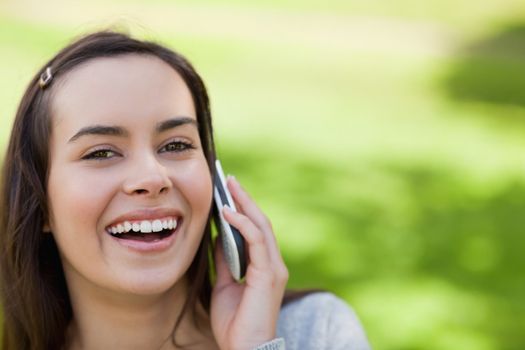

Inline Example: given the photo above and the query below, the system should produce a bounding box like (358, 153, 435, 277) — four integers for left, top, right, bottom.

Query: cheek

(47, 165, 118, 234)
(174, 160, 213, 222)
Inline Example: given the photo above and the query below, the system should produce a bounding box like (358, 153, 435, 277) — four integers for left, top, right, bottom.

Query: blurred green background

(1, 0, 525, 349)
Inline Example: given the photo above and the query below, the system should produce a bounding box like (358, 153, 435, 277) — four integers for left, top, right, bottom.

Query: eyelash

(82, 140, 196, 161)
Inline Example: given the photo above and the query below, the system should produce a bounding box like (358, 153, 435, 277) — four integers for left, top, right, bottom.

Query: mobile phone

(213, 159, 247, 281)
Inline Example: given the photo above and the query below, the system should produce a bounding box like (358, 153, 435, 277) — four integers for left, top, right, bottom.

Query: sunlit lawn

(1, 1, 525, 349)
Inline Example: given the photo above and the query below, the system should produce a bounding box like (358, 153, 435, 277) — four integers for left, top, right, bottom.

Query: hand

(210, 176, 289, 350)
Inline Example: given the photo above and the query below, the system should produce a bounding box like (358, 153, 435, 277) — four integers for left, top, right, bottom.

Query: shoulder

(277, 292, 371, 350)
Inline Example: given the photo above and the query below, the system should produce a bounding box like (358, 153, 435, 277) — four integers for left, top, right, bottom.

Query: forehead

(50, 54, 195, 135)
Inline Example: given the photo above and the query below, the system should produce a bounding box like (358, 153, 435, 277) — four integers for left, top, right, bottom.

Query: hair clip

(39, 67, 53, 89)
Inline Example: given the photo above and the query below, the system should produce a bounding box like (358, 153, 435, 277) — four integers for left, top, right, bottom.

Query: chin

(114, 266, 188, 297)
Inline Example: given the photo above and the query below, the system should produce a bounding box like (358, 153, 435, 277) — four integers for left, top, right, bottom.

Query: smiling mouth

(106, 217, 181, 243)
(110, 229, 175, 242)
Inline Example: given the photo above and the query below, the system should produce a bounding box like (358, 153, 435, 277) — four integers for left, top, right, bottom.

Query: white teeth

(152, 220, 163, 232)
(108, 217, 178, 235)
(140, 221, 152, 233)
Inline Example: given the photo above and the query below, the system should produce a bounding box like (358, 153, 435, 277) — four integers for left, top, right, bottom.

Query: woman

(0, 31, 370, 350)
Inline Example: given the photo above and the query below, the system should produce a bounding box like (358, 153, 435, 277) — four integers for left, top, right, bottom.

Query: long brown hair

(0, 31, 217, 350)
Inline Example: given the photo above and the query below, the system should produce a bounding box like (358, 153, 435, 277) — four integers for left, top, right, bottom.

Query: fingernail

(227, 175, 238, 186)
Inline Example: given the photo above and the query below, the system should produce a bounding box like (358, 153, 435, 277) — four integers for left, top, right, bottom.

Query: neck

(64, 275, 213, 350)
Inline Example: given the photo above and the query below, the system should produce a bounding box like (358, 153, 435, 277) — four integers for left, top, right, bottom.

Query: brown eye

(161, 141, 194, 153)
(82, 149, 117, 160)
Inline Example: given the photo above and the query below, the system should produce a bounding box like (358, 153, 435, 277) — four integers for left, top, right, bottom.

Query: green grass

(1, 1, 525, 349)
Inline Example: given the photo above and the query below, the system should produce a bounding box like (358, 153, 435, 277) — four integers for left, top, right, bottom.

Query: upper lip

(105, 208, 182, 228)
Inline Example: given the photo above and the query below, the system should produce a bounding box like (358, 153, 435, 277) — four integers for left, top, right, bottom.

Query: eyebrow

(67, 117, 198, 143)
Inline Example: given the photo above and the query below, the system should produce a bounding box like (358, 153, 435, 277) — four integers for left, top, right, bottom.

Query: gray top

(276, 292, 371, 350)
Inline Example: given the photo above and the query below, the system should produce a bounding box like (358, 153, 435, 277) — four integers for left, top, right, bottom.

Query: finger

(227, 176, 272, 233)
(222, 206, 271, 272)
(213, 236, 235, 290)
(227, 176, 285, 265)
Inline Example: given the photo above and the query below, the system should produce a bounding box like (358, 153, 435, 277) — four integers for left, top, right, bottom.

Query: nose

(122, 151, 172, 197)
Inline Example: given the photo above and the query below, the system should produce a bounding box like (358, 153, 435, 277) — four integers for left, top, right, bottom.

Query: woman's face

(46, 54, 213, 296)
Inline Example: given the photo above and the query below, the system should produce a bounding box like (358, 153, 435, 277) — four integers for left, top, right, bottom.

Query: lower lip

(108, 224, 181, 253)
